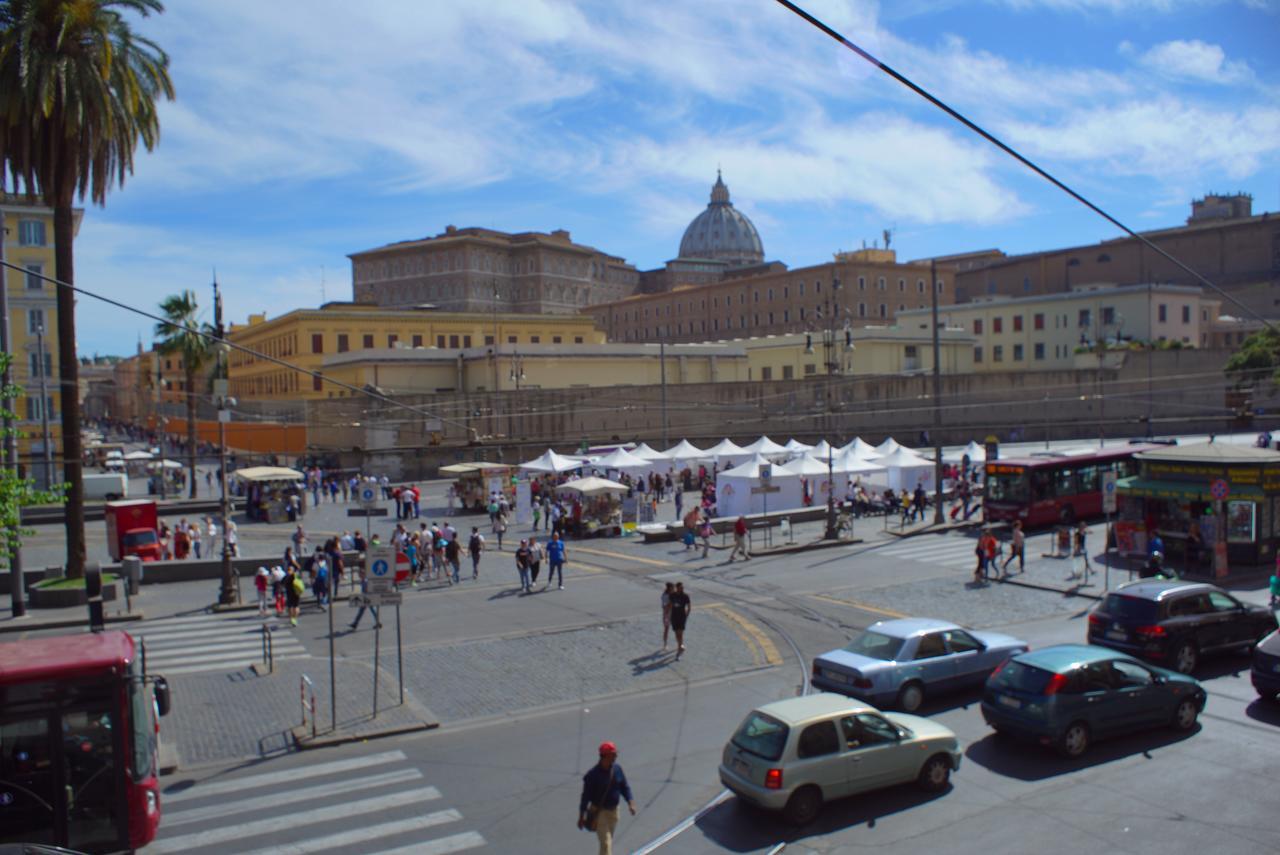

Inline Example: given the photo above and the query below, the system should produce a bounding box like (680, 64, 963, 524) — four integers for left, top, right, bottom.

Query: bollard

(261, 624, 274, 674)
(122, 556, 142, 596)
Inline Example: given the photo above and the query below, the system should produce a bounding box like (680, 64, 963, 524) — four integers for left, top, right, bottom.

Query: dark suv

(1087, 580, 1277, 674)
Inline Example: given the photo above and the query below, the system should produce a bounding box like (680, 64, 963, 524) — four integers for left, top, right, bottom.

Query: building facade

(349, 226, 639, 314)
(1, 195, 82, 482)
(226, 304, 608, 400)
(739, 327, 976, 382)
(896, 284, 1221, 372)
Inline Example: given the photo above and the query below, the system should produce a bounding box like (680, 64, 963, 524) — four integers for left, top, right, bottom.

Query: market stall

(876, 447, 936, 492)
(705, 438, 751, 467)
(519, 449, 584, 474)
(593, 447, 656, 477)
(234, 465, 306, 523)
(557, 476, 627, 537)
(716, 454, 804, 518)
(875, 437, 906, 457)
(664, 439, 708, 466)
(741, 436, 790, 459)
(440, 462, 515, 511)
(786, 454, 841, 507)
(841, 437, 882, 460)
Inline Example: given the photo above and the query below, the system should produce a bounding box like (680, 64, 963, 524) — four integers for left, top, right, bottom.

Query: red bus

(0, 631, 170, 853)
(983, 446, 1150, 527)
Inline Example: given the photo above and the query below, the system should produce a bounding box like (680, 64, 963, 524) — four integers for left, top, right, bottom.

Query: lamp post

(213, 277, 237, 605)
(929, 259, 944, 525)
(35, 324, 53, 489)
(508, 351, 526, 390)
(0, 209, 25, 617)
(807, 278, 849, 540)
(153, 356, 166, 501)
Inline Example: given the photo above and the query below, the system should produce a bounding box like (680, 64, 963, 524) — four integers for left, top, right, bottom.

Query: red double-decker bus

(983, 446, 1151, 527)
(0, 631, 170, 853)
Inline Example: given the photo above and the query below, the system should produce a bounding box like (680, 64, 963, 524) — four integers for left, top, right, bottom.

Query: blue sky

(65, 0, 1280, 356)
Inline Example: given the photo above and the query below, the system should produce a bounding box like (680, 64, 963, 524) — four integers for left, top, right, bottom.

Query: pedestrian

(291, 524, 306, 555)
(255, 567, 270, 617)
(312, 552, 329, 610)
(271, 565, 286, 615)
(669, 581, 691, 658)
(205, 470, 213, 493)
(674, 488, 683, 521)
(515, 539, 532, 592)
(1002, 520, 1025, 576)
(528, 536, 543, 587)
(493, 511, 508, 551)
(284, 565, 303, 626)
(226, 520, 239, 557)
(578, 741, 637, 855)
(468, 526, 484, 579)
(348, 565, 380, 631)
(532, 501, 542, 532)
(190, 520, 202, 559)
(729, 515, 750, 562)
(545, 531, 566, 590)
(699, 515, 713, 559)
(973, 529, 994, 583)
(661, 582, 674, 649)
(1073, 521, 1092, 575)
(445, 534, 462, 584)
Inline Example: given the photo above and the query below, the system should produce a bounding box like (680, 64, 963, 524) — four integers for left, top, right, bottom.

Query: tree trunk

(187, 365, 197, 498)
(54, 202, 84, 578)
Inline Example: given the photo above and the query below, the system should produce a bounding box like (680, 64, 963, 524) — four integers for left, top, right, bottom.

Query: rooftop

(1137, 441, 1280, 465)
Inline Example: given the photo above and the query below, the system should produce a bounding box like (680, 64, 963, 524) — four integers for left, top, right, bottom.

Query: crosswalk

(147, 749, 485, 854)
(874, 533, 985, 571)
(138, 612, 310, 677)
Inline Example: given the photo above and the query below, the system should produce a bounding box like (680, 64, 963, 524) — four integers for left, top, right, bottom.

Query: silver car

(811, 618, 1029, 712)
(719, 693, 962, 825)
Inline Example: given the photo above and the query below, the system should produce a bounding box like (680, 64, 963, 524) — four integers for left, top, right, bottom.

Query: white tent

(841, 438, 881, 460)
(518, 449, 583, 474)
(631, 443, 668, 462)
(836, 453, 889, 486)
(146, 459, 184, 471)
(811, 439, 834, 460)
(875, 437, 904, 456)
(783, 438, 814, 457)
(741, 436, 789, 457)
(593, 447, 654, 472)
(716, 455, 804, 517)
(787, 454, 841, 506)
(876, 447, 935, 491)
(558, 476, 629, 496)
(664, 439, 707, 462)
(943, 440, 987, 464)
(704, 438, 750, 464)
(123, 450, 153, 461)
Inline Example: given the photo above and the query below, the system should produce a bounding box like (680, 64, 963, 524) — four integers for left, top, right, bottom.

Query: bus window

(1031, 470, 1053, 501)
(0, 714, 57, 845)
(1054, 468, 1078, 498)
(985, 469, 1028, 503)
(62, 707, 124, 852)
(129, 661, 156, 780)
(1076, 465, 1099, 493)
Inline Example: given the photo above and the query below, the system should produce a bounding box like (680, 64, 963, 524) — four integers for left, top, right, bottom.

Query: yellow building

(1, 194, 83, 483)
(738, 327, 976, 381)
(227, 303, 609, 400)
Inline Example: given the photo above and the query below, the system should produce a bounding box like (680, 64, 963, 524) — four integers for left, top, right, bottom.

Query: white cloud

(1136, 39, 1253, 84)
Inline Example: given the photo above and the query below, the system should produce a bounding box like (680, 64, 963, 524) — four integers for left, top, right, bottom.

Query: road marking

(570, 544, 673, 567)
(163, 750, 407, 803)
(147, 786, 441, 852)
(706, 604, 782, 666)
(808, 593, 909, 619)
(164, 768, 423, 826)
(632, 789, 733, 855)
(366, 831, 488, 855)
(144, 638, 306, 659)
(233, 809, 463, 855)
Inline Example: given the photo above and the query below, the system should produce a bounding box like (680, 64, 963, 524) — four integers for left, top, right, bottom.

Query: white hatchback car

(719, 692, 961, 825)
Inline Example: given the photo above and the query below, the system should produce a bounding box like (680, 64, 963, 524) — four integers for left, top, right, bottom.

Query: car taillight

(1043, 673, 1069, 696)
(851, 676, 873, 689)
(1136, 625, 1166, 639)
(812, 662, 821, 677)
(765, 768, 783, 790)
(989, 658, 1009, 680)
(1087, 614, 1106, 629)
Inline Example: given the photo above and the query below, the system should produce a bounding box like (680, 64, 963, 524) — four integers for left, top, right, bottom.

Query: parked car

(1086, 580, 1277, 674)
(811, 618, 1029, 712)
(719, 693, 962, 826)
(981, 644, 1205, 757)
(1251, 629, 1280, 701)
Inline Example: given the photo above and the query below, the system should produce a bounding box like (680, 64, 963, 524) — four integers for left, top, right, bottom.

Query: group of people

(157, 516, 234, 560)
(512, 533, 568, 592)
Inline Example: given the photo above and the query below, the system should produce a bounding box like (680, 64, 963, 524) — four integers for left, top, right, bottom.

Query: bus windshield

(985, 468, 1028, 503)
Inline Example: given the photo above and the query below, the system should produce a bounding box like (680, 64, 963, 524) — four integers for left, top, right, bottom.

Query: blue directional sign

(367, 545, 396, 593)
(371, 559, 389, 576)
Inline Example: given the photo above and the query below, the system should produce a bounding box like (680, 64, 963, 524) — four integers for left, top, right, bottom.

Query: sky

(53, 0, 1280, 357)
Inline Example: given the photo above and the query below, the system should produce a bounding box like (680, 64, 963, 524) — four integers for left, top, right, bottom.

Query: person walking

(348, 565, 381, 631)
(698, 515, 713, 559)
(1002, 521, 1025, 576)
(445, 534, 462, 584)
(1073, 521, 1092, 577)
(578, 741, 636, 855)
(528, 536, 543, 587)
(468, 526, 484, 579)
(674, 488, 683, 521)
(545, 531, 566, 590)
(254, 567, 270, 617)
(284, 565, 303, 626)
(493, 511, 508, 551)
(311, 551, 330, 610)
(190, 520, 202, 559)
(532, 501, 542, 533)
(270, 565, 286, 616)
(669, 581, 691, 658)
(661, 582, 674, 650)
(515, 539, 533, 593)
(729, 515, 750, 562)
(973, 529, 995, 584)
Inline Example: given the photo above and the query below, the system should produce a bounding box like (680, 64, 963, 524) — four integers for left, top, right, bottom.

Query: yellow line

(571, 561, 608, 575)
(707, 605, 761, 667)
(707, 604, 783, 666)
(571, 544, 673, 568)
(809, 593, 909, 620)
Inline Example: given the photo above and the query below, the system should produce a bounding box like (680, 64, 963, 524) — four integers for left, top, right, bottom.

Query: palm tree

(0, 0, 174, 577)
(155, 290, 211, 499)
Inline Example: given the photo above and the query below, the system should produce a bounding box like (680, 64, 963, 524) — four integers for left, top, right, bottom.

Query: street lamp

(509, 351, 526, 390)
(212, 277, 238, 606)
(809, 279, 850, 540)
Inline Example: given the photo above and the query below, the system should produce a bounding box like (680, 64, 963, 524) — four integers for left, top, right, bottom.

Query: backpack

(290, 575, 305, 596)
(469, 533, 482, 552)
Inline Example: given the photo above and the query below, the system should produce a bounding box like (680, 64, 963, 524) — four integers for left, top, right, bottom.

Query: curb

(995, 574, 1103, 601)
(290, 719, 438, 751)
(0, 612, 144, 635)
(748, 537, 863, 558)
(885, 519, 984, 539)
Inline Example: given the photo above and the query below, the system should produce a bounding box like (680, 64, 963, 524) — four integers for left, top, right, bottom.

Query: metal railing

(300, 674, 316, 739)
(260, 624, 274, 674)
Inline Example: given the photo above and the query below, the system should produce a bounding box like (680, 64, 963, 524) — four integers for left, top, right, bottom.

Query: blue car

(1252, 630, 1280, 700)
(811, 618, 1029, 712)
(981, 644, 1205, 757)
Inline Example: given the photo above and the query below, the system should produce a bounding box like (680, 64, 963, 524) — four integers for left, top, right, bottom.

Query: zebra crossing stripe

(162, 750, 407, 803)
(138, 625, 284, 641)
(164, 768, 423, 827)
(233, 809, 464, 855)
(367, 831, 488, 855)
(147, 786, 441, 852)
(144, 638, 306, 659)
(159, 657, 310, 677)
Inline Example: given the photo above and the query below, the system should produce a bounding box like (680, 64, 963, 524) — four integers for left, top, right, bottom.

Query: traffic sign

(1101, 471, 1117, 514)
(1209, 479, 1230, 501)
(394, 551, 413, 584)
(347, 507, 389, 517)
(350, 592, 402, 607)
(360, 484, 379, 509)
(367, 545, 395, 594)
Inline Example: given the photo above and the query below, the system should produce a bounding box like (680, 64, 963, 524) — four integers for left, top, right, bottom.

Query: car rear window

(1100, 594, 1159, 623)
(842, 630, 905, 661)
(731, 711, 789, 762)
(989, 660, 1056, 694)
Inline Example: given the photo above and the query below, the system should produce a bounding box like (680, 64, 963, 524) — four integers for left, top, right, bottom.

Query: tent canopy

(721, 453, 792, 479)
(519, 449, 583, 473)
(705, 438, 749, 461)
(841, 438, 881, 460)
(559, 476, 628, 495)
(811, 439, 834, 459)
(235, 466, 304, 482)
(876, 447, 930, 468)
(787, 454, 838, 476)
(593, 448, 653, 471)
(875, 437, 904, 456)
(440, 462, 511, 475)
(663, 439, 706, 461)
(146, 459, 184, 471)
(123, 450, 153, 460)
(741, 436, 789, 456)
(631, 442, 668, 461)
(783, 438, 814, 453)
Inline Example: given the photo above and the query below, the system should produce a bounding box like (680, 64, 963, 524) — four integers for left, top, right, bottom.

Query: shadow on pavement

(964, 725, 1198, 781)
(629, 650, 675, 675)
(1244, 697, 1280, 727)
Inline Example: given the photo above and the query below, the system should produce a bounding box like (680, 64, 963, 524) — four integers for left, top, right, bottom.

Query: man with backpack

(468, 527, 484, 579)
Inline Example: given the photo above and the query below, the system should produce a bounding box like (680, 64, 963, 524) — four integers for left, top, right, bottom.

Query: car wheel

(783, 785, 823, 826)
(1057, 722, 1090, 758)
(1172, 641, 1198, 674)
(897, 681, 925, 713)
(916, 755, 951, 792)
(1171, 698, 1199, 731)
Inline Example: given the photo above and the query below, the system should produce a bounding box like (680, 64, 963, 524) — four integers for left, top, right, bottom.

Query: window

(761, 366, 773, 380)
(857, 277, 865, 291)
(574, 336, 584, 344)
(507, 335, 517, 344)
(24, 263, 43, 290)
(993, 317, 1003, 333)
(530, 335, 540, 344)
(1013, 315, 1023, 332)
(1208, 591, 1240, 612)
(1013, 344, 1024, 361)
(914, 634, 947, 659)
(384, 334, 396, 347)
(27, 308, 45, 334)
(363, 334, 374, 349)
(842, 713, 899, 749)
(311, 334, 324, 354)
(943, 630, 982, 654)
(1034, 342, 1045, 360)
(993, 345, 1004, 362)
(18, 219, 46, 246)
(28, 351, 51, 378)
(312, 375, 323, 391)
(1102, 306, 1115, 325)
(1034, 313, 1045, 331)
(918, 279, 926, 294)
(782, 365, 794, 380)
(973, 319, 983, 334)
(974, 346, 983, 363)
(484, 335, 496, 346)
(797, 720, 840, 759)
(858, 303, 866, 318)
(1054, 467, 1077, 497)
(804, 364, 816, 375)
(442, 334, 455, 348)
(412, 334, 423, 347)
(437, 335, 446, 348)
(877, 277, 885, 290)
(878, 304, 886, 318)
(1110, 660, 1153, 688)
(1078, 309, 1091, 328)
(1181, 305, 1191, 324)
(1158, 304, 1167, 323)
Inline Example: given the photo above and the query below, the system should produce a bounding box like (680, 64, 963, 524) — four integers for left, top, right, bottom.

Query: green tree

(0, 0, 175, 577)
(0, 352, 64, 570)
(1225, 327, 1280, 389)
(154, 290, 212, 499)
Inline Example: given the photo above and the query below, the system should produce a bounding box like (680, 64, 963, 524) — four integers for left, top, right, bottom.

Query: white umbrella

(593, 448, 654, 471)
(518, 449, 583, 474)
(663, 439, 707, 461)
(559, 476, 629, 496)
(123, 450, 153, 460)
(741, 436, 789, 456)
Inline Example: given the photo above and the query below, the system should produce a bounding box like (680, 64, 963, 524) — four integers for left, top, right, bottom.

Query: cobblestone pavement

(398, 607, 772, 722)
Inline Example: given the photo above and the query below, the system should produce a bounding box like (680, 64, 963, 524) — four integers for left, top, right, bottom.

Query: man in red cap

(578, 740, 636, 854)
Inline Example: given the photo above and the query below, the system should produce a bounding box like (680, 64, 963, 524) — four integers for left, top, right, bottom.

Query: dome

(678, 172, 764, 268)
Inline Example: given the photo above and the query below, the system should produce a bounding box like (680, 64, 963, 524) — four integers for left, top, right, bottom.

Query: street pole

(1146, 279, 1154, 437)
(823, 282, 839, 540)
(930, 260, 944, 525)
(154, 353, 165, 501)
(213, 277, 237, 605)
(35, 324, 52, 489)
(0, 209, 25, 617)
(659, 339, 669, 448)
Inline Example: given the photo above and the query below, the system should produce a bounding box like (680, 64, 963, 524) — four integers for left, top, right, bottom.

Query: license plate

(1105, 630, 1126, 641)
(824, 670, 850, 684)
(732, 757, 750, 775)
(998, 694, 1022, 709)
